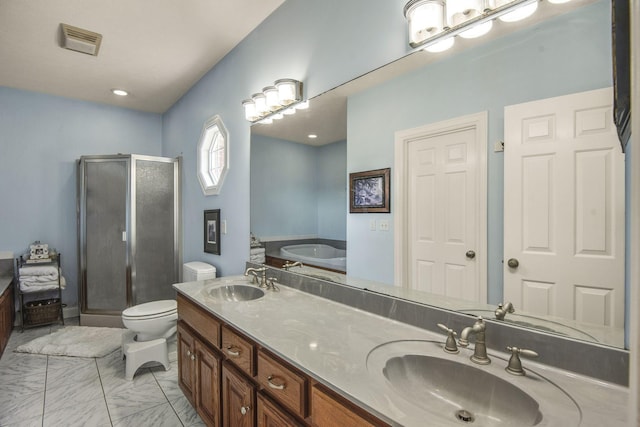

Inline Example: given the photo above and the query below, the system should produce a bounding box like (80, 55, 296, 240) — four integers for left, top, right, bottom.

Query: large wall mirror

(250, 0, 627, 349)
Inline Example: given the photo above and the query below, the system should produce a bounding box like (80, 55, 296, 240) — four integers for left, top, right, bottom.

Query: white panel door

(407, 126, 480, 301)
(504, 87, 625, 328)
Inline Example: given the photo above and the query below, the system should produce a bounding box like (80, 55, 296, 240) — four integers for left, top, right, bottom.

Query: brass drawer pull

(226, 345, 241, 357)
(267, 375, 286, 390)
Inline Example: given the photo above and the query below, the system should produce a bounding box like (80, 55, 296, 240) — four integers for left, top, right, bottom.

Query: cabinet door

(195, 339, 221, 427)
(257, 392, 303, 427)
(222, 364, 255, 427)
(178, 323, 196, 406)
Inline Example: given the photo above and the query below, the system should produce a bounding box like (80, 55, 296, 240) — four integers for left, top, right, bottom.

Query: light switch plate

(221, 220, 227, 234)
(370, 219, 376, 231)
(379, 219, 389, 231)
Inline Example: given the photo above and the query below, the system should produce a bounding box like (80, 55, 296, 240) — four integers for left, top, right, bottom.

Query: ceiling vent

(60, 24, 102, 56)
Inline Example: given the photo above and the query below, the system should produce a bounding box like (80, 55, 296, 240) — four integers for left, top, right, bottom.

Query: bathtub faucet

(282, 261, 303, 271)
(244, 267, 267, 288)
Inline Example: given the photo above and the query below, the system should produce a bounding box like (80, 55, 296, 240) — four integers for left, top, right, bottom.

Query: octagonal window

(197, 115, 229, 196)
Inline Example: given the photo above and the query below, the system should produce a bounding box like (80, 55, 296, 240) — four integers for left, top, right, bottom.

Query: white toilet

(121, 299, 177, 380)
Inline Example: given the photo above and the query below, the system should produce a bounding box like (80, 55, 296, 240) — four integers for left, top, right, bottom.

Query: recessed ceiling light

(308, 134, 318, 139)
(112, 89, 128, 96)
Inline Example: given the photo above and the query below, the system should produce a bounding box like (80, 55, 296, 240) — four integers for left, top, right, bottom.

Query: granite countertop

(174, 276, 628, 427)
(0, 275, 12, 296)
(0, 251, 14, 295)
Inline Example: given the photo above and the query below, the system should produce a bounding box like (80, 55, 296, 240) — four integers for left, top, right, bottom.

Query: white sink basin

(204, 284, 265, 302)
(366, 340, 581, 426)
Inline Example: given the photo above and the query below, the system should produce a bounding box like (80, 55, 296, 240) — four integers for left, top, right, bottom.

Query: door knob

(507, 258, 519, 269)
(240, 406, 250, 415)
(465, 250, 476, 259)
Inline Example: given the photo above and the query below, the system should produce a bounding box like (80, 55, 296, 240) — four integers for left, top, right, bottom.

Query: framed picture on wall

(349, 168, 390, 213)
(204, 209, 221, 254)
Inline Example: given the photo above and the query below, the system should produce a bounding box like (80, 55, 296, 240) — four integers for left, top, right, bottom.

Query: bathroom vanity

(0, 252, 15, 357)
(174, 275, 628, 426)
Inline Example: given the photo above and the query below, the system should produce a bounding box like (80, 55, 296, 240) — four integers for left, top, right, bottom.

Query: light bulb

(424, 36, 455, 52)
(459, 20, 493, 39)
(498, 1, 537, 22)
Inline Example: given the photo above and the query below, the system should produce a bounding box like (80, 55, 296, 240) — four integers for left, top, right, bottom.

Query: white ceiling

(0, 0, 285, 113)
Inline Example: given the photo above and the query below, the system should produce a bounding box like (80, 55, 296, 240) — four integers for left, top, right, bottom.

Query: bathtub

(280, 244, 346, 271)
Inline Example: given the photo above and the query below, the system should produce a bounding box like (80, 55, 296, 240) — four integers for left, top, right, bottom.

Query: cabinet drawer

(221, 325, 255, 376)
(311, 384, 389, 427)
(257, 350, 307, 419)
(177, 294, 220, 349)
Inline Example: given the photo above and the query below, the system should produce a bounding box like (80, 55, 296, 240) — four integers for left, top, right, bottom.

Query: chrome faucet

(244, 267, 267, 288)
(494, 302, 515, 320)
(458, 317, 491, 365)
(282, 261, 303, 271)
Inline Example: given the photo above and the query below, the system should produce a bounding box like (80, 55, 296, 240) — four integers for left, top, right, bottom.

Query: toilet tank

(183, 262, 216, 282)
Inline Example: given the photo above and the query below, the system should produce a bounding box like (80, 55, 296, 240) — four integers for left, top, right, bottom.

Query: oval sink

(366, 340, 581, 426)
(385, 354, 541, 425)
(205, 284, 265, 302)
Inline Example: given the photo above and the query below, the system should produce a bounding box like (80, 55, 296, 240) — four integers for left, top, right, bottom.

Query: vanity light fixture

(295, 100, 309, 110)
(242, 79, 305, 124)
(404, 0, 571, 51)
(112, 89, 128, 96)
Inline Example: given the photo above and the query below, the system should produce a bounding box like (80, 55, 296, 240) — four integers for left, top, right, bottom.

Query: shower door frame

(77, 154, 182, 326)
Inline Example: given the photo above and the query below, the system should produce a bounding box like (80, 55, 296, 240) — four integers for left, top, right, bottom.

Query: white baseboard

(63, 305, 79, 319)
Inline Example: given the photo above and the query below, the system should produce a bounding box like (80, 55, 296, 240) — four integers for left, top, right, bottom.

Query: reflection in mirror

(250, 0, 625, 349)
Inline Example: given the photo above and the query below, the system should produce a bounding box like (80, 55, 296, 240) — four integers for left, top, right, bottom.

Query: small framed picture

(349, 168, 391, 213)
(204, 209, 221, 254)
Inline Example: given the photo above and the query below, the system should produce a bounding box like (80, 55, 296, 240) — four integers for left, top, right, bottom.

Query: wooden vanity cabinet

(311, 384, 388, 427)
(256, 349, 308, 420)
(257, 392, 304, 427)
(178, 321, 222, 426)
(178, 294, 221, 348)
(0, 285, 14, 357)
(177, 294, 389, 427)
(177, 323, 197, 405)
(196, 339, 222, 427)
(222, 362, 256, 427)
(222, 325, 256, 376)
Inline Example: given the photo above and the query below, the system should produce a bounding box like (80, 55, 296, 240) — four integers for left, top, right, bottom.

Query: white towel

(250, 247, 265, 255)
(250, 254, 265, 263)
(19, 265, 59, 276)
(20, 276, 66, 293)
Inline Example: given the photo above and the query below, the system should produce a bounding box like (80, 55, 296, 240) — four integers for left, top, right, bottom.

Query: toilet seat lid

(122, 300, 177, 318)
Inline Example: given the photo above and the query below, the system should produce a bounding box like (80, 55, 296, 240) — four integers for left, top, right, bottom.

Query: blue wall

(317, 141, 347, 240)
(0, 87, 162, 308)
(161, 0, 409, 276)
(347, 1, 612, 302)
(250, 135, 346, 241)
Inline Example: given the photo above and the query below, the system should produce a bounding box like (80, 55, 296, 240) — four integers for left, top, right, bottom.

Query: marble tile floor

(0, 318, 204, 427)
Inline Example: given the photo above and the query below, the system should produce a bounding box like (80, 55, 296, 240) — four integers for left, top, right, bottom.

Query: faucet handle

(437, 323, 459, 354)
(267, 277, 280, 292)
(505, 346, 539, 376)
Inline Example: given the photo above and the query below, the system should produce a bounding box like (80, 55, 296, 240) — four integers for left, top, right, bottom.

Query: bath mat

(16, 326, 123, 358)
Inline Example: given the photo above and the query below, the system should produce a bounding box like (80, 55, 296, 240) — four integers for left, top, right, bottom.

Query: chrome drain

(455, 409, 475, 423)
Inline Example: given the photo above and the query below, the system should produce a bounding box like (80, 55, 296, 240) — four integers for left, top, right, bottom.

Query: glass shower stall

(77, 154, 182, 327)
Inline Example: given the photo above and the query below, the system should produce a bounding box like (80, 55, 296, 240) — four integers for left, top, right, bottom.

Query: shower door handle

(122, 231, 127, 242)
